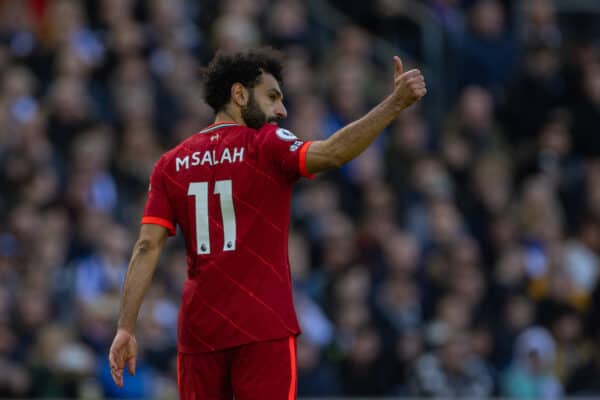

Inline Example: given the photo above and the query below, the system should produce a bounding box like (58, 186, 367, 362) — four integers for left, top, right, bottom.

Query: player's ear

(231, 83, 249, 107)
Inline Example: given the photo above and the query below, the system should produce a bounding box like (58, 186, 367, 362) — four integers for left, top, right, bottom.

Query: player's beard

(241, 90, 272, 129)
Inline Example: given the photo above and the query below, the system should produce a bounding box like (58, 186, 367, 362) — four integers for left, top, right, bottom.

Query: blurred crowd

(1, 0, 600, 398)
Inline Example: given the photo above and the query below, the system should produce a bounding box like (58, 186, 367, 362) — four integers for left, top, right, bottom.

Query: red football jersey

(142, 122, 313, 352)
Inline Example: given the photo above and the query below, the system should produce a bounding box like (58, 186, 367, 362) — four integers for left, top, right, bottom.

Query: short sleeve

(258, 125, 315, 182)
(141, 157, 176, 236)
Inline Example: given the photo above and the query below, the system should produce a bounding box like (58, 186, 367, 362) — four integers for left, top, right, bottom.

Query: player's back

(143, 122, 312, 351)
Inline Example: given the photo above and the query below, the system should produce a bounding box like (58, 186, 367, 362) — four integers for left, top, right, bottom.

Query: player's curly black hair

(202, 47, 284, 113)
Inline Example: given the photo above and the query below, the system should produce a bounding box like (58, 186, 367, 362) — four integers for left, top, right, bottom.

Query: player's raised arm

(304, 56, 426, 173)
(108, 223, 168, 387)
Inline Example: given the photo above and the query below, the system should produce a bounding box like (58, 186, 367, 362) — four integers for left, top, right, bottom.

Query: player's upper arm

(142, 154, 176, 236)
(137, 223, 169, 251)
(304, 140, 344, 174)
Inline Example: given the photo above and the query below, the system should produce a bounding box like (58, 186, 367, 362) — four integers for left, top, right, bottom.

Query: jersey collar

(198, 122, 241, 134)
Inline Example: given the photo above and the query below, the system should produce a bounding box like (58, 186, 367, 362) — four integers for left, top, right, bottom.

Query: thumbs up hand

(392, 56, 427, 110)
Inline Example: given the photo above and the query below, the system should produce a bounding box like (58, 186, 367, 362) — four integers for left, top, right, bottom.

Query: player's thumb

(128, 357, 136, 376)
(394, 56, 403, 78)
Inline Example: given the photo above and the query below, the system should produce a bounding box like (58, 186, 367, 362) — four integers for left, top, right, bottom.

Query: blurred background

(1, 0, 600, 398)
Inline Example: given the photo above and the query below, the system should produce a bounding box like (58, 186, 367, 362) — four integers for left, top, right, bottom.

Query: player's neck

(215, 109, 246, 126)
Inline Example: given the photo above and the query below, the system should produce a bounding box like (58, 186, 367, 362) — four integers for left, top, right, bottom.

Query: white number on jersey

(187, 180, 237, 254)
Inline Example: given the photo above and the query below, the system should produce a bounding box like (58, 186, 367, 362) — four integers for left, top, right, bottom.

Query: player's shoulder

(151, 138, 191, 174)
(256, 124, 301, 143)
(160, 143, 184, 165)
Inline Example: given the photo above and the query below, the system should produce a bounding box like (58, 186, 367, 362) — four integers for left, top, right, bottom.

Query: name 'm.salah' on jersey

(141, 122, 314, 353)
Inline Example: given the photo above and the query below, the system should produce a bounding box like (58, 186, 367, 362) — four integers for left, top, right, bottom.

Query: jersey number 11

(188, 180, 236, 255)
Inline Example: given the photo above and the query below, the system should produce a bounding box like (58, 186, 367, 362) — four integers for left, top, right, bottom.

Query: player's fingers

(410, 82, 427, 89)
(109, 352, 119, 371)
(405, 76, 425, 85)
(127, 357, 136, 376)
(110, 349, 125, 368)
(399, 69, 421, 80)
(111, 364, 124, 387)
(109, 348, 128, 386)
(411, 72, 425, 81)
(396, 75, 422, 88)
(394, 56, 403, 77)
